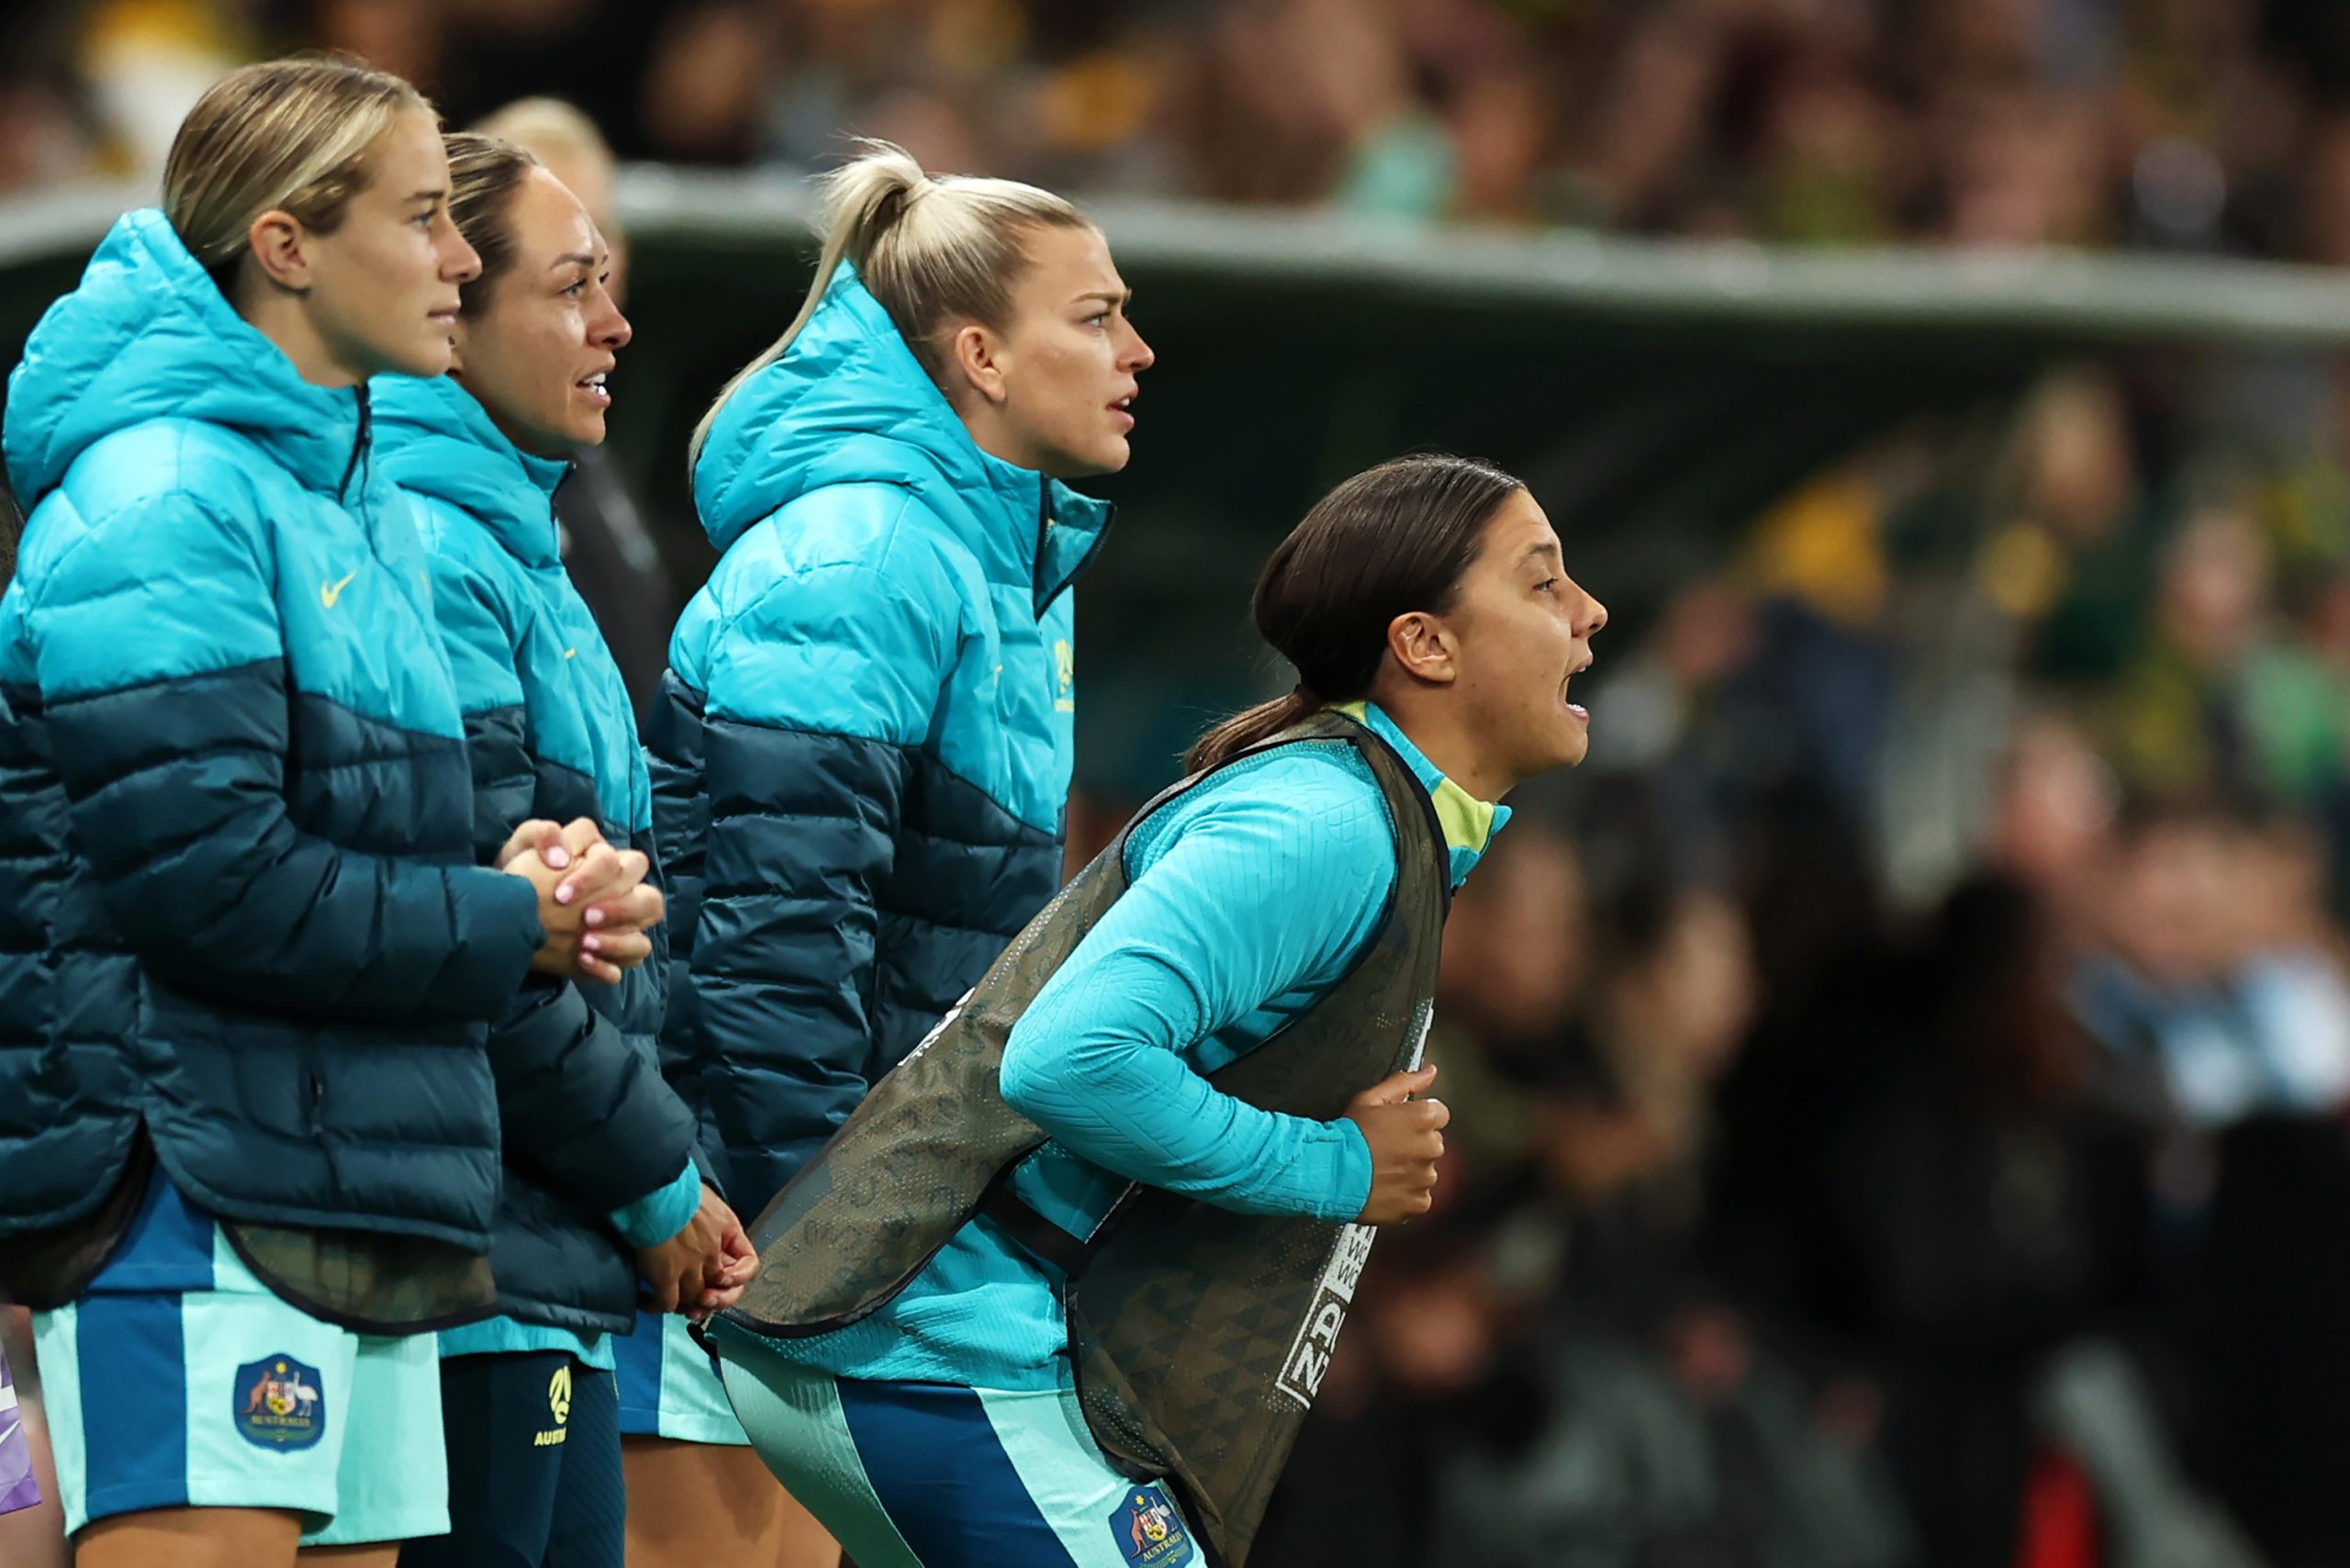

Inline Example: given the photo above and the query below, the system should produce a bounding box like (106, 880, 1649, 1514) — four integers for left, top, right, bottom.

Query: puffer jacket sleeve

(425, 519, 699, 1216)
(645, 676, 708, 1095)
(27, 488, 544, 1023)
(424, 526, 538, 867)
(489, 978, 700, 1217)
(654, 542, 957, 1207)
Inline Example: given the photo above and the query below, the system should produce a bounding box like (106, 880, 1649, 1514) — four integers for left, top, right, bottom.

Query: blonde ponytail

(688, 140, 1091, 468)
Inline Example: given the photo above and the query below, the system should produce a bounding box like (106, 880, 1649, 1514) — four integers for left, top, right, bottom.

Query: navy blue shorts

(398, 1351, 622, 1568)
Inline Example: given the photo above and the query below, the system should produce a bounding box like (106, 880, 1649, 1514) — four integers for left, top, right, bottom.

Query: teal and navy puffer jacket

(0, 210, 546, 1257)
(651, 263, 1112, 1211)
(374, 373, 699, 1335)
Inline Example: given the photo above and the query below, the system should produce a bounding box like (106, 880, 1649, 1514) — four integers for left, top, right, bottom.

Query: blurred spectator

(1731, 875, 2167, 1568)
(2239, 561, 2350, 807)
(2074, 799, 2350, 1132)
(1427, 822, 1591, 1174)
(2101, 500, 2270, 799)
(2000, 370, 2162, 688)
(305, 0, 445, 93)
(76, 0, 247, 174)
(0, 9, 100, 196)
(638, 1, 783, 164)
(1987, 710, 2122, 916)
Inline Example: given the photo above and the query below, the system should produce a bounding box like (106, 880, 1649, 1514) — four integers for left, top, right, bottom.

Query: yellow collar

(1332, 700, 1500, 855)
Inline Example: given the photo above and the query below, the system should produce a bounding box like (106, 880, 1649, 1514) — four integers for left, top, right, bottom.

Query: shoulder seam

(711, 486, 935, 637)
(22, 480, 257, 615)
(708, 490, 962, 666)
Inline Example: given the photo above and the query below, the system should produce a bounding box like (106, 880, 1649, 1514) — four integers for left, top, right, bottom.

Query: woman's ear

(1385, 610, 1460, 687)
(244, 208, 313, 293)
(946, 322, 1009, 406)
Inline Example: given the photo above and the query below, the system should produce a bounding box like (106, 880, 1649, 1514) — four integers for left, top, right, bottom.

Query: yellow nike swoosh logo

(563, 648, 577, 659)
(319, 571, 357, 609)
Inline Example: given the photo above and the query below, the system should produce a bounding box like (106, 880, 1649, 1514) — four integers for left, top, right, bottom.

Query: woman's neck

(1369, 690, 1512, 803)
(961, 418, 1040, 473)
(235, 276, 359, 389)
(948, 387, 1052, 476)
(477, 391, 568, 462)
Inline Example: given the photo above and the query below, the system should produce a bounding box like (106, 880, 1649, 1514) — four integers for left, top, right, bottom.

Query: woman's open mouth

(1563, 657, 1592, 722)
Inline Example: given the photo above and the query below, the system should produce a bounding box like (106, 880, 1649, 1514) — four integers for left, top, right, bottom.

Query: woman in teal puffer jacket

(375, 131, 761, 1568)
(632, 141, 1154, 1568)
(373, 133, 758, 1568)
(0, 58, 655, 1568)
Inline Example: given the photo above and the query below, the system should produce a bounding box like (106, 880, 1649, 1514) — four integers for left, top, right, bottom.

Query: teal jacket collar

(691, 262, 1112, 615)
(371, 373, 570, 568)
(6, 208, 368, 505)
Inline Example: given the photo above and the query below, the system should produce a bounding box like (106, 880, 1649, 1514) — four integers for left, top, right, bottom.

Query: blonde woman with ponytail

(623, 142, 1151, 1564)
(0, 57, 655, 1568)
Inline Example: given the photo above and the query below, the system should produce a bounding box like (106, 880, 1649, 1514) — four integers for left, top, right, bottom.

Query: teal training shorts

(718, 1335, 1197, 1568)
(33, 1234, 447, 1546)
(610, 1310, 748, 1446)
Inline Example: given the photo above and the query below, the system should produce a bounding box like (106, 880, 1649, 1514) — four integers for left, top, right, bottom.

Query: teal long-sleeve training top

(757, 701, 1506, 1392)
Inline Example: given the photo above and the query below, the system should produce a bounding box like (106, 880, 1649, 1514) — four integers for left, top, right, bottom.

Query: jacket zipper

(1033, 476, 1115, 617)
(338, 385, 371, 510)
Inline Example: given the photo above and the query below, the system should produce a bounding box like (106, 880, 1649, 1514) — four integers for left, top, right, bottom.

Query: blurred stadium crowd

(6, 0, 2350, 256)
(16, 4, 2350, 1568)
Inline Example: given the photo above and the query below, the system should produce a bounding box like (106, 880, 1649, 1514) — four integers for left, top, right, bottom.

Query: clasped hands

(494, 816, 663, 986)
(491, 817, 757, 1314)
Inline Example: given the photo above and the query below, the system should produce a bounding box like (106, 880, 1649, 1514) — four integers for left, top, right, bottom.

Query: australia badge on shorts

(1109, 1484, 1195, 1568)
(234, 1354, 325, 1450)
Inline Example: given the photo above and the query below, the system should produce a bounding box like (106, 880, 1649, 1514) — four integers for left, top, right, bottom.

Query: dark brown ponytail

(442, 132, 542, 316)
(1186, 454, 1526, 772)
(1186, 687, 1321, 777)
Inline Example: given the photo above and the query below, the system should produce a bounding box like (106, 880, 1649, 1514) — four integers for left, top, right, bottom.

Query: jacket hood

(372, 372, 569, 569)
(692, 263, 1111, 610)
(6, 208, 366, 507)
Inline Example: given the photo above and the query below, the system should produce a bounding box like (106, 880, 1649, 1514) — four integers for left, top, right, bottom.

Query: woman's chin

(1046, 435, 1130, 480)
(385, 333, 457, 380)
